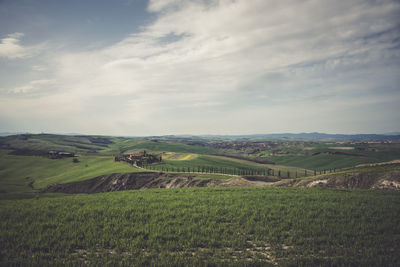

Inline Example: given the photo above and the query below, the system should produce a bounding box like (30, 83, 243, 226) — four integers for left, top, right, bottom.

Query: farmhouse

(115, 150, 162, 166)
(48, 151, 75, 159)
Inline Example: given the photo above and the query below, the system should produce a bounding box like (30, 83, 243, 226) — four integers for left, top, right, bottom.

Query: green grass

(0, 187, 399, 266)
(158, 154, 267, 172)
(270, 150, 400, 170)
(0, 135, 219, 155)
(266, 143, 400, 170)
(3, 134, 400, 171)
(0, 148, 307, 200)
(0, 134, 120, 154)
(147, 154, 309, 178)
(0, 149, 141, 197)
(1, 136, 399, 265)
(123, 141, 216, 154)
(271, 154, 366, 170)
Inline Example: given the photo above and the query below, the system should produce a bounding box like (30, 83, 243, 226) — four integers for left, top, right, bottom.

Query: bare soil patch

(277, 170, 400, 190)
(41, 172, 261, 194)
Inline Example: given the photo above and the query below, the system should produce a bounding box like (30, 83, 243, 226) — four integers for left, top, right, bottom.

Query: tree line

(143, 165, 337, 178)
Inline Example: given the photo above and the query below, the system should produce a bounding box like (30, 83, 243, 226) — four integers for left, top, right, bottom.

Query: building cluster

(48, 151, 75, 159)
(115, 150, 162, 167)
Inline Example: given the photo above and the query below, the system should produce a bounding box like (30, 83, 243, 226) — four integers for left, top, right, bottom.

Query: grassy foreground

(1, 187, 399, 266)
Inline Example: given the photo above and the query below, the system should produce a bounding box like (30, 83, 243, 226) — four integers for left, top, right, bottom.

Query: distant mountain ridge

(1, 132, 400, 140)
(199, 132, 400, 140)
(0, 132, 27, 137)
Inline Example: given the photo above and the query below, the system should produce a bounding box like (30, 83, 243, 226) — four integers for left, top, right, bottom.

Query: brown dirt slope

(276, 164, 400, 190)
(41, 172, 260, 194)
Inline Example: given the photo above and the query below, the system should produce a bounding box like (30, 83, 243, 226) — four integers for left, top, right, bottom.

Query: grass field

(148, 153, 310, 178)
(1, 135, 400, 266)
(0, 134, 219, 156)
(123, 141, 216, 155)
(1, 187, 399, 266)
(0, 149, 141, 199)
(267, 144, 400, 170)
(2, 134, 400, 171)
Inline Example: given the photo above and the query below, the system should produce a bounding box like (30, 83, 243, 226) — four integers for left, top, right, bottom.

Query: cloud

(1, 0, 400, 134)
(147, 0, 185, 12)
(31, 65, 48, 72)
(8, 79, 54, 94)
(0, 32, 43, 59)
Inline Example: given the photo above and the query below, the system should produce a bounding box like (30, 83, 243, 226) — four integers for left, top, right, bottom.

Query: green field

(0, 134, 121, 154)
(153, 154, 269, 174)
(265, 144, 400, 170)
(1, 134, 400, 266)
(1, 187, 399, 266)
(145, 153, 310, 178)
(271, 153, 399, 171)
(123, 141, 216, 155)
(0, 134, 217, 155)
(2, 134, 400, 171)
(0, 149, 141, 199)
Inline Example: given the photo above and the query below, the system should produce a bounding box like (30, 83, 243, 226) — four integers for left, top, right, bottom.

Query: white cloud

(0, 32, 43, 59)
(147, 0, 184, 12)
(31, 65, 48, 72)
(1, 0, 400, 134)
(8, 79, 54, 94)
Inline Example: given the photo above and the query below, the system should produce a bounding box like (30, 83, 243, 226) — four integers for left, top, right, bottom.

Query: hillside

(0, 134, 217, 155)
(41, 172, 260, 194)
(276, 162, 400, 190)
(1, 134, 400, 266)
(1, 133, 400, 201)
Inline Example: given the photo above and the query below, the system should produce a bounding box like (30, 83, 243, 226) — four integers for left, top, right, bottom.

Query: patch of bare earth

(306, 179, 328, 187)
(66, 241, 282, 264)
(41, 172, 261, 194)
(278, 169, 400, 190)
(372, 180, 400, 190)
(168, 240, 277, 264)
(356, 159, 400, 167)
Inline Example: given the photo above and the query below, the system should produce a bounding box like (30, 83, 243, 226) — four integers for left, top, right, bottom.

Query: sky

(0, 0, 399, 136)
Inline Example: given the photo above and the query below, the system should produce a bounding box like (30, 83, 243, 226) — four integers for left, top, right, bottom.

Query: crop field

(162, 153, 198, 161)
(1, 187, 399, 266)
